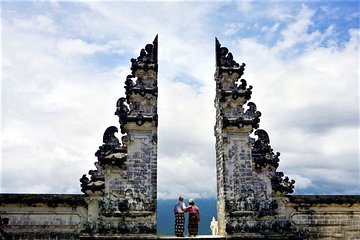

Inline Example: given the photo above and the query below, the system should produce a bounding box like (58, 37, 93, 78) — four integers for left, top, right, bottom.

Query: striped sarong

(188, 213, 199, 236)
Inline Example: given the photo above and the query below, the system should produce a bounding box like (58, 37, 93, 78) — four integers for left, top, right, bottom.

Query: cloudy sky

(1, 1, 359, 199)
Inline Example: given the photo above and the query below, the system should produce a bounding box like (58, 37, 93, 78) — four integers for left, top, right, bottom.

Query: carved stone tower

(80, 36, 158, 239)
(214, 38, 296, 239)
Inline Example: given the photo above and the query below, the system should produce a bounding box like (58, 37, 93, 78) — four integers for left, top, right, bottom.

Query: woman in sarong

(173, 196, 186, 237)
(185, 199, 200, 237)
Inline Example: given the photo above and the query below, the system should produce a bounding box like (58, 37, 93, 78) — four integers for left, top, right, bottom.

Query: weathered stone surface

(214, 38, 296, 238)
(286, 195, 360, 239)
(79, 36, 158, 238)
(0, 194, 87, 240)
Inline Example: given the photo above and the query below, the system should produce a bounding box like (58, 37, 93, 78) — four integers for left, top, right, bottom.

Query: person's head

(188, 198, 194, 206)
(178, 196, 184, 202)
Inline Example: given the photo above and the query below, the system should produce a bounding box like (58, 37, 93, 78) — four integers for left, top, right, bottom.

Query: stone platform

(158, 236, 224, 240)
(80, 236, 224, 240)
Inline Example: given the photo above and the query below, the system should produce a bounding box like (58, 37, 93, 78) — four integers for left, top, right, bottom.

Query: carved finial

(254, 129, 270, 146)
(131, 35, 158, 72)
(95, 126, 127, 167)
(215, 37, 244, 68)
(245, 102, 261, 119)
(103, 126, 120, 146)
(115, 97, 129, 133)
(153, 34, 158, 63)
(272, 172, 296, 194)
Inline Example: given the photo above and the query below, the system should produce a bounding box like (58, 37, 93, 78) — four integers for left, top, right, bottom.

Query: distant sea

(157, 198, 217, 236)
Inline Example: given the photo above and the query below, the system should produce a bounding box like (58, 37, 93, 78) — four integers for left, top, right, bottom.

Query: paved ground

(158, 236, 225, 239)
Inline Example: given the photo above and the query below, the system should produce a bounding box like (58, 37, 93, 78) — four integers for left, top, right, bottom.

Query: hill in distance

(157, 198, 217, 236)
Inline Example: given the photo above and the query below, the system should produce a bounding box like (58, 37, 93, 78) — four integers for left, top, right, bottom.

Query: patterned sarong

(174, 212, 185, 236)
(188, 213, 199, 236)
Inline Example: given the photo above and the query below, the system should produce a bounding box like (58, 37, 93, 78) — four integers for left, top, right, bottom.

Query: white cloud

(57, 38, 110, 56)
(261, 22, 280, 35)
(12, 14, 57, 33)
(275, 4, 318, 51)
(236, 1, 253, 14)
(1, 2, 359, 198)
(224, 23, 245, 36)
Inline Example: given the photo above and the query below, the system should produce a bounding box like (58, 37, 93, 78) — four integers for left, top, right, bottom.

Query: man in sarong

(173, 196, 186, 237)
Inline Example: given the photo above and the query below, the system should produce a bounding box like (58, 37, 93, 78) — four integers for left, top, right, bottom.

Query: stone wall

(0, 194, 87, 239)
(2, 194, 360, 239)
(285, 195, 360, 239)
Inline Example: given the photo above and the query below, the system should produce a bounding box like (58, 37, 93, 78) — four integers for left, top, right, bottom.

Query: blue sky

(1, 1, 359, 199)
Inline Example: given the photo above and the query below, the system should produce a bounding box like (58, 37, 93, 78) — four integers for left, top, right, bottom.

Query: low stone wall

(2, 194, 360, 239)
(0, 194, 87, 239)
(286, 195, 360, 239)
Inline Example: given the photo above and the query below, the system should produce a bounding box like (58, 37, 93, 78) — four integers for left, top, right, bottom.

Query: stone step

(158, 236, 225, 240)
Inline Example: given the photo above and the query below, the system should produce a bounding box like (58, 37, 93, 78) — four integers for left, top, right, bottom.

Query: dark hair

(189, 201, 194, 206)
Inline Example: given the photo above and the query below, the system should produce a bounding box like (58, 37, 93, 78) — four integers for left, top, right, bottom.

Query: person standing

(173, 196, 186, 237)
(185, 199, 200, 237)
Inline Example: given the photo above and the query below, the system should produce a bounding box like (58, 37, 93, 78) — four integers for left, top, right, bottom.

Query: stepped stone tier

(1, 36, 360, 240)
(214, 38, 297, 239)
(80, 35, 158, 239)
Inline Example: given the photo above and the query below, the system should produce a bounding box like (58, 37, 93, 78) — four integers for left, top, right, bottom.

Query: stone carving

(221, 101, 261, 129)
(210, 217, 219, 236)
(252, 129, 279, 170)
(125, 75, 135, 94)
(99, 198, 122, 215)
(128, 95, 157, 115)
(216, 38, 242, 68)
(116, 37, 158, 134)
(80, 126, 128, 196)
(252, 129, 295, 194)
(256, 195, 278, 217)
(95, 126, 127, 167)
(115, 98, 129, 133)
(271, 172, 295, 194)
(80, 159, 105, 196)
(244, 102, 261, 119)
(131, 35, 158, 73)
(103, 126, 120, 146)
(238, 191, 255, 211)
(226, 219, 293, 235)
(124, 74, 158, 102)
(84, 219, 156, 235)
(79, 173, 104, 196)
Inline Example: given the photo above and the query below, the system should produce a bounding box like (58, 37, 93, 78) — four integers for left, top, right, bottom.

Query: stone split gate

(1, 36, 359, 240)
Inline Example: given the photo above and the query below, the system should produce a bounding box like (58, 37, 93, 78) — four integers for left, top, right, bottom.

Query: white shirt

(174, 201, 186, 213)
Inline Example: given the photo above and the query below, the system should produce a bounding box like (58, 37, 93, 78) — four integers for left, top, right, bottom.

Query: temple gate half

(79, 36, 159, 238)
(214, 38, 296, 238)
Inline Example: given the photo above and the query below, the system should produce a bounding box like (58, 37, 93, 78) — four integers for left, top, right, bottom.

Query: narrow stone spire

(214, 38, 296, 238)
(80, 36, 159, 238)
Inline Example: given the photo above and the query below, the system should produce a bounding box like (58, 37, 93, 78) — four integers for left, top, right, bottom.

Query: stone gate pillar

(214, 38, 297, 239)
(80, 36, 158, 239)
